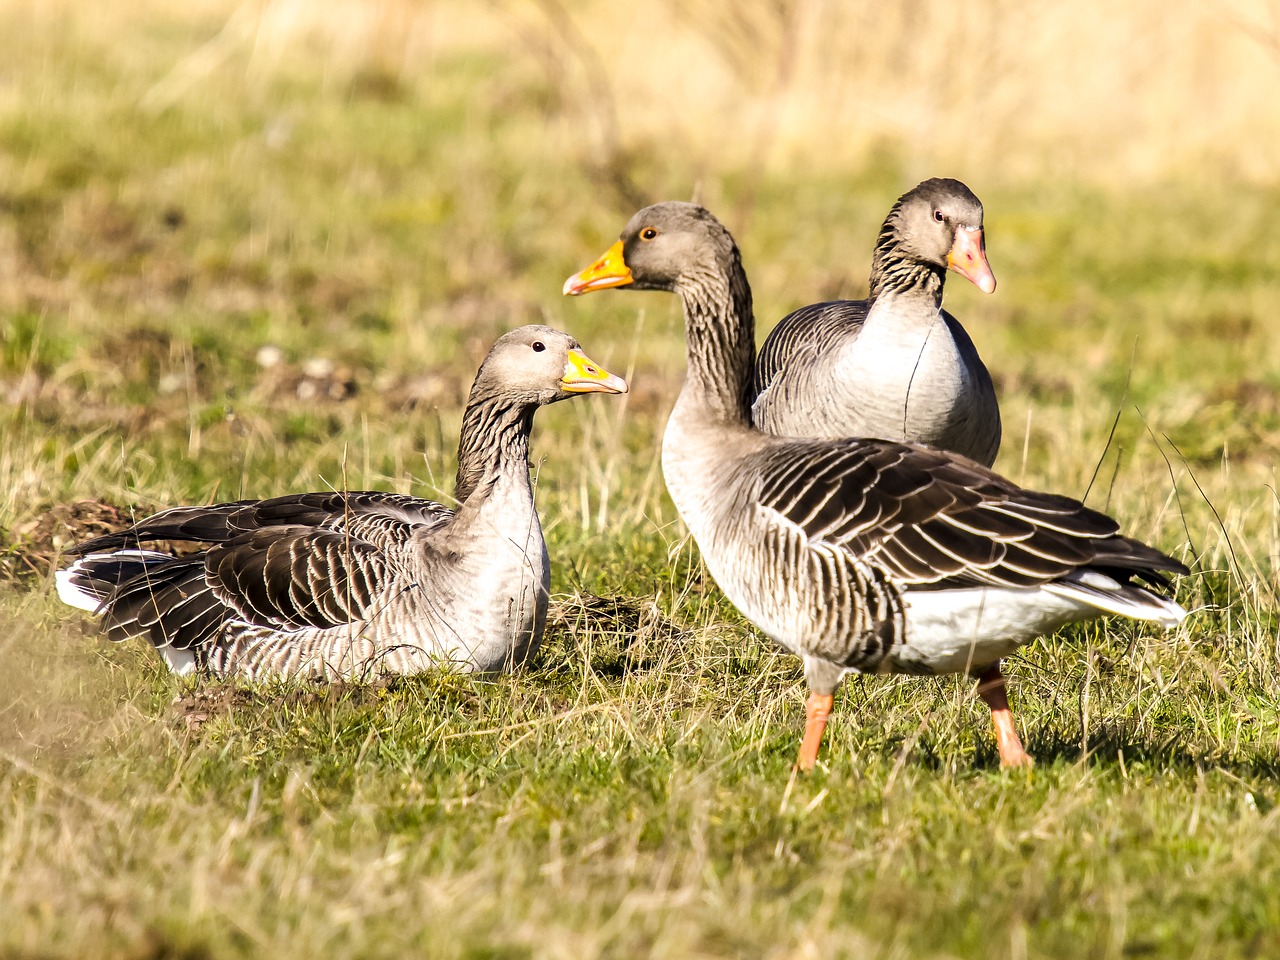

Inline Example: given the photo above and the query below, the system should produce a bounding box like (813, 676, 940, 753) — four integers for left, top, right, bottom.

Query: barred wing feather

(66, 491, 454, 555)
(204, 525, 398, 630)
(754, 440, 1187, 591)
(752, 300, 869, 399)
(63, 492, 456, 651)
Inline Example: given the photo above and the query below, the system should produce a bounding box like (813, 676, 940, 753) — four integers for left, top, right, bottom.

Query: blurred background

(2, 0, 1278, 558)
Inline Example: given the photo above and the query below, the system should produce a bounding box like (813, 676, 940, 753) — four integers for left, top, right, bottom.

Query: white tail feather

(1043, 570, 1187, 630)
(55, 567, 103, 612)
(56, 549, 174, 613)
(159, 647, 198, 675)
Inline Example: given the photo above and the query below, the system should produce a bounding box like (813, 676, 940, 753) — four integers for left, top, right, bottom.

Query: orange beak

(947, 227, 997, 294)
(560, 348, 629, 394)
(562, 241, 633, 296)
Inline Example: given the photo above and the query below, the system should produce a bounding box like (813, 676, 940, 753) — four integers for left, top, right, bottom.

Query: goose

(752, 178, 1001, 466)
(564, 203, 1187, 771)
(57, 326, 627, 680)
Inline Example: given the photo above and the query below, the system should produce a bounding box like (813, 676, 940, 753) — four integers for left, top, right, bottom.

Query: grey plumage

(57, 326, 627, 680)
(565, 201, 1187, 769)
(752, 179, 1001, 466)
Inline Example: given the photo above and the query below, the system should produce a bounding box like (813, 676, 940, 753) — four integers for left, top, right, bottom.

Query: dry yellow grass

(6, 0, 1276, 184)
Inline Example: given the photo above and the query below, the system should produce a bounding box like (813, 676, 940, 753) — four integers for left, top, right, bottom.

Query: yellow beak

(562, 241, 633, 296)
(946, 227, 997, 294)
(560, 348, 629, 394)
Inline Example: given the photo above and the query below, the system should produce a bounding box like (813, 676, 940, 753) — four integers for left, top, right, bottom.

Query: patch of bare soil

(548, 592, 686, 647)
(0, 498, 147, 582)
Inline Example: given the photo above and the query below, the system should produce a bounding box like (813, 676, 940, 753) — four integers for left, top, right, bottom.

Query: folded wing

(754, 439, 1187, 593)
(59, 492, 455, 653)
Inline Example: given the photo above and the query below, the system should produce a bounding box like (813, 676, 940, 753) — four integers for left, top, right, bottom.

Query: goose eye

(640, 227, 659, 240)
(934, 210, 945, 223)
(532, 341, 546, 352)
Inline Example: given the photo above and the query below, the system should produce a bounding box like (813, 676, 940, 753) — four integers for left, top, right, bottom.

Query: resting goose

(57, 326, 627, 680)
(753, 178, 1001, 466)
(565, 202, 1187, 771)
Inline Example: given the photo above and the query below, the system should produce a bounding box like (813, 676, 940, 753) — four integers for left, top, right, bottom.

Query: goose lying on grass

(57, 325, 627, 680)
(565, 202, 1187, 771)
(753, 178, 1001, 466)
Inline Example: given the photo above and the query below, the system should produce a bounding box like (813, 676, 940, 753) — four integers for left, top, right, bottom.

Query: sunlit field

(3, 2, 1280, 957)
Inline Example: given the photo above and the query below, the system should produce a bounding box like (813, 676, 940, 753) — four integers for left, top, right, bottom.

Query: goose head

(474, 325, 628, 403)
(562, 202, 738, 296)
(883, 178, 996, 294)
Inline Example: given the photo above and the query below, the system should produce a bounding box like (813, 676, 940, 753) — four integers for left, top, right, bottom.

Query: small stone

(157, 372, 185, 395)
(301, 357, 335, 379)
(256, 345, 285, 369)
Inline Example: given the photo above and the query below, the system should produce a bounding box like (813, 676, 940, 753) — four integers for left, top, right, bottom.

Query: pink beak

(947, 227, 997, 294)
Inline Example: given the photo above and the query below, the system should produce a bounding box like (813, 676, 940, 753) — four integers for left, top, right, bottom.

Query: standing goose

(565, 203, 1186, 771)
(57, 326, 627, 680)
(753, 178, 1001, 466)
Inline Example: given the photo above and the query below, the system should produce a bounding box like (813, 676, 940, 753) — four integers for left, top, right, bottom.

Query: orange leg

(975, 662, 1035, 769)
(795, 692, 834, 772)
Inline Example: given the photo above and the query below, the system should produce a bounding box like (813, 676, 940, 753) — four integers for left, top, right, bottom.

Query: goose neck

(676, 263, 755, 425)
(454, 388, 535, 504)
(868, 231, 946, 304)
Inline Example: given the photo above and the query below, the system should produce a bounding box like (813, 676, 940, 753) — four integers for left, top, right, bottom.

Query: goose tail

(1044, 569, 1188, 629)
(56, 549, 173, 613)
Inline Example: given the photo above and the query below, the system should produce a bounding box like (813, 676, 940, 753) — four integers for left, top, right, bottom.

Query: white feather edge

(57, 550, 203, 676)
(54, 568, 102, 611)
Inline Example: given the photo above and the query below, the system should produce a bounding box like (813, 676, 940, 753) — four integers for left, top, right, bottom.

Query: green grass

(3, 4, 1280, 959)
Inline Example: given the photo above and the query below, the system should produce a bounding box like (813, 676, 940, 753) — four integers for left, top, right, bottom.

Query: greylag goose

(564, 203, 1187, 771)
(57, 326, 627, 680)
(752, 178, 1001, 466)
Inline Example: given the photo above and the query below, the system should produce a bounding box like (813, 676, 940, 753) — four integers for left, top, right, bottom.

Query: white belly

(892, 586, 1098, 674)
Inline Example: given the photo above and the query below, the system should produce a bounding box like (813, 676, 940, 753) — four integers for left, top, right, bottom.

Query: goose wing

(752, 299, 869, 399)
(67, 491, 454, 554)
(68, 492, 455, 647)
(753, 439, 1186, 590)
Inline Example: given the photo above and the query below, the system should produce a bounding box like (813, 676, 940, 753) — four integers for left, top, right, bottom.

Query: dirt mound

(0, 498, 147, 582)
(548, 592, 685, 646)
